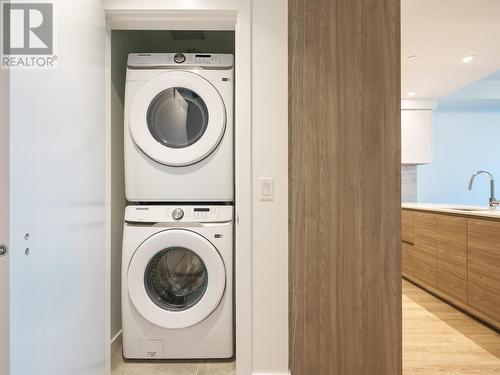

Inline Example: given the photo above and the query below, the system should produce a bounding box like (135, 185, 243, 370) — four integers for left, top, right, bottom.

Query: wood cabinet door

(468, 219, 500, 324)
(413, 212, 437, 287)
(402, 210, 414, 244)
(436, 215, 467, 304)
(402, 242, 415, 277)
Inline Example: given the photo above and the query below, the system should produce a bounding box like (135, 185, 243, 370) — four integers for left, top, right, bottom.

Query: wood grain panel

(413, 212, 437, 287)
(402, 242, 415, 277)
(468, 219, 500, 325)
(289, 0, 401, 374)
(436, 215, 467, 304)
(402, 209, 414, 244)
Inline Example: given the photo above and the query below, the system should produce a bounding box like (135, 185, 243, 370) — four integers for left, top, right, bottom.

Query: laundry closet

(3, 2, 288, 375)
(108, 29, 237, 370)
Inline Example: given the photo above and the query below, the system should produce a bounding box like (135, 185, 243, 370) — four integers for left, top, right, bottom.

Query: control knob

(172, 208, 184, 220)
(174, 53, 186, 64)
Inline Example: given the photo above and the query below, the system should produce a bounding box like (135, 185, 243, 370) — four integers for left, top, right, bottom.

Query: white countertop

(402, 202, 500, 220)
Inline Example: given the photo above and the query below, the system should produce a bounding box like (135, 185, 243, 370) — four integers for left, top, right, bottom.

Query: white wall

(251, 0, 289, 373)
(0, 59, 10, 375)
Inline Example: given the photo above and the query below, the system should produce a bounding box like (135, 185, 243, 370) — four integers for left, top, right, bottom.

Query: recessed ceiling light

(462, 55, 476, 63)
(407, 55, 418, 61)
(407, 91, 417, 96)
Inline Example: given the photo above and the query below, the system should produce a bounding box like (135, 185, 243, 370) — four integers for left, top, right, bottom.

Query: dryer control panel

(127, 53, 234, 69)
(125, 205, 233, 224)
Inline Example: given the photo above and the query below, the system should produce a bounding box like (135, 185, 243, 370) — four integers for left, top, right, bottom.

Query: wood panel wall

(289, 0, 402, 374)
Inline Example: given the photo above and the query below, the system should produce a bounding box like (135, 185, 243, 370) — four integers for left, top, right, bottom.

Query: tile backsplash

(402, 165, 417, 203)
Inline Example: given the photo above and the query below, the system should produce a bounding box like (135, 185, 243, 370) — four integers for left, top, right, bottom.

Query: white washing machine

(121, 205, 233, 359)
(124, 53, 234, 202)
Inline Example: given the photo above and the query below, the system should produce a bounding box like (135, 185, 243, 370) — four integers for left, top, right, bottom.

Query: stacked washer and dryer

(121, 53, 235, 360)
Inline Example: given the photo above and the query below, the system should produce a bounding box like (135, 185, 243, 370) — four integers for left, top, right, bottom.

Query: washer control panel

(171, 208, 184, 220)
(125, 205, 233, 223)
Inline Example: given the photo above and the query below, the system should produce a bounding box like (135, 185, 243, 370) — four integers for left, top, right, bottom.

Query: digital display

(195, 54, 211, 58)
(194, 208, 210, 212)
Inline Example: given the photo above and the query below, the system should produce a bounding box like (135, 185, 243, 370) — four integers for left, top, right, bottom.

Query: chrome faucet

(468, 170, 500, 208)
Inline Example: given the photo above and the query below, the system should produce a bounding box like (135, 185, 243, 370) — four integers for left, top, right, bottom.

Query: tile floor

(111, 347, 235, 375)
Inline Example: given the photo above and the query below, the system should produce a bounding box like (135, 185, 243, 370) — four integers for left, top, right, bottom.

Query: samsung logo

(135, 207, 149, 211)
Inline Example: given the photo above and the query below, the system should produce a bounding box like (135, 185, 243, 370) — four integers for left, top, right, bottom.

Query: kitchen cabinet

(413, 212, 437, 287)
(402, 242, 415, 277)
(402, 208, 500, 329)
(401, 210, 415, 277)
(401, 210, 414, 244)
(468, 219, 500, 324)
(401, 109, 432, 164)
(436, 216, 467, 304)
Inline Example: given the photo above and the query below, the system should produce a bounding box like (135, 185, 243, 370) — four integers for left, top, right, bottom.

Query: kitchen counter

(402, 202, 500, 220)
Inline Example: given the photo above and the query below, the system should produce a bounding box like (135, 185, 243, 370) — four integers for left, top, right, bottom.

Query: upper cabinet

(401, 110, 432, 164)
(401, 100, 435, 165)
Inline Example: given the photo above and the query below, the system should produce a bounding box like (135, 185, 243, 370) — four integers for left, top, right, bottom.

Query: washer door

(129, 71, 227, 166)
(127, 229, 226, 329)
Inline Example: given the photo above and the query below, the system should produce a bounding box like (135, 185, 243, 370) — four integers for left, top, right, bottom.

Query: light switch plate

(259, 177, 275, 201)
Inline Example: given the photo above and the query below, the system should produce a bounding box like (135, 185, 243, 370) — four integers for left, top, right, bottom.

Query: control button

(174, 53, 186, 64)
(172, 208, 184, 220)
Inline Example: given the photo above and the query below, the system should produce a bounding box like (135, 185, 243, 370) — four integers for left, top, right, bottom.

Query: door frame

(0, 55, 10, 375)
(103, 1, 253, 375)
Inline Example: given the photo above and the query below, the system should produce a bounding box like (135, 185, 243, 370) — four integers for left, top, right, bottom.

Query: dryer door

(129, 71, 227, 166)
(127, 229, 226, 329)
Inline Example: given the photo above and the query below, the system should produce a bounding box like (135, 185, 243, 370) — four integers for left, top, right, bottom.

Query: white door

(6, 1, 106, 374)
(0, 60, 10, 375)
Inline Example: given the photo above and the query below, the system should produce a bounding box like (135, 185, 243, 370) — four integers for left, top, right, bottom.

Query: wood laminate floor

(403, 279, 500, 374)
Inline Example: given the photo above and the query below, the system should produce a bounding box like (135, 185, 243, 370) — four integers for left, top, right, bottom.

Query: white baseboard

(110, 330, 123, 356)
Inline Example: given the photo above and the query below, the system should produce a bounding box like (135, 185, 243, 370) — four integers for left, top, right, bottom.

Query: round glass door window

(147, 87, 209, 149)
(145, 247, 208, 311)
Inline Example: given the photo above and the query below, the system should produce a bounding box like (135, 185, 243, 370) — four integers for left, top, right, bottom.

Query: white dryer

(124, 53, 234, 202)
(122, 205, 233, 359)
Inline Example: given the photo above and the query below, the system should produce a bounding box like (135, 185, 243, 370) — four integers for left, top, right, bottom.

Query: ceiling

(402, 0, 500, 100)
